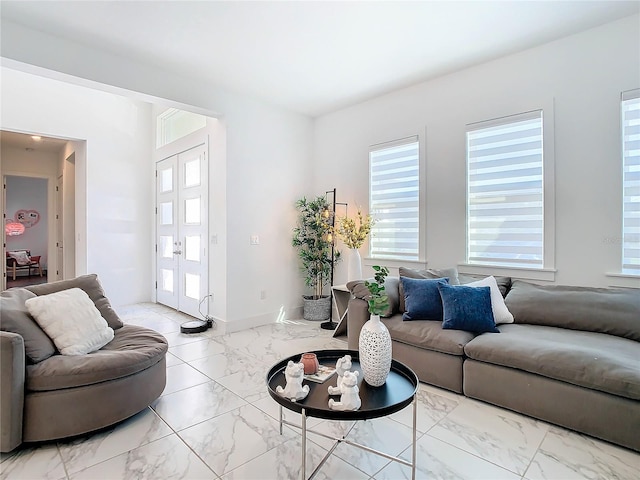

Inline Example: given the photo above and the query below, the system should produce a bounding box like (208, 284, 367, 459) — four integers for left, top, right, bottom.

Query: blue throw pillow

(438, 283, 499, 333)
(401, 276, 449, 321)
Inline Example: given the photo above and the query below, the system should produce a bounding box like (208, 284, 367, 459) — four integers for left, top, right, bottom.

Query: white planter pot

(358, 314, 392, 386)
(347, 248, 363, 281)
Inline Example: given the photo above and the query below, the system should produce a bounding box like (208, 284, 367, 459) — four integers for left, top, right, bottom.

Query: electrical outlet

(250, 235, 260, 245)
(260, 290, 266, 300)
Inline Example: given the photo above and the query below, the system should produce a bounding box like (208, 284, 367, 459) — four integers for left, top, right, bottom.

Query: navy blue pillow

(438, 283, 499, 333)
(401, 277, 449, 321)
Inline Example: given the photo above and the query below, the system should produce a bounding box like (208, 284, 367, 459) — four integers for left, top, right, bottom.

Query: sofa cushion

(26, 274, 124, 330)
(346, 276, 399, 317)
(464, 324, 640, 400)
(505, 280, 640, 341)
(401, 276, 449, 321)
(26, 325, 168, 392)
(382, 314, 477, 356)
(459, 274, 512, 298)
(438, 284, 499, 333)
(25, 288, 115, 356)
(0, 288, 56, 363)
(464, 276, 514, 324)
(398, 266, 460, 312)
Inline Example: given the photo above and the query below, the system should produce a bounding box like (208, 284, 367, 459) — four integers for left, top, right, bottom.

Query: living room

(1, 2, 639, 479)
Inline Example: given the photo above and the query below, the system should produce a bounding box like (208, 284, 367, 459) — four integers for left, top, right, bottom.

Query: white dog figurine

(276, 361, 309, 401)
(328, 354, 352, 395)
(328, 371, 361, 411)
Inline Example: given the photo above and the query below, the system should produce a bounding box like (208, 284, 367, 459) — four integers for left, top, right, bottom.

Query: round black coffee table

(266, 349, 418, 479)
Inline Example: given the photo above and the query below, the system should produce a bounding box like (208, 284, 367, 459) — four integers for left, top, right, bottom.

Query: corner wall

(1, 68, 153, 306)
(313, 14, 640, 288)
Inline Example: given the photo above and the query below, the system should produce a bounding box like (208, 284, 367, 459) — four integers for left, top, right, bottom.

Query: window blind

(622, 89, 640, 274)
(466, 110, 544, 268)
(369, 137, 420, 260)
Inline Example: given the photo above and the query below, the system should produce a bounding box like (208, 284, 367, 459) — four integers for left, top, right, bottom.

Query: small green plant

(364, 265, 389, 316)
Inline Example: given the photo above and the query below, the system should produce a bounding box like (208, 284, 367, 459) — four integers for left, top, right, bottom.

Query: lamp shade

(5, 222, 25, 236)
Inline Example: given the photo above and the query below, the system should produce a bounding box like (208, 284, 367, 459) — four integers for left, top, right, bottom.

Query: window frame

(620, 88, 640, 276)
(459, 103, 556, 282)
(367, 135, 423, 264)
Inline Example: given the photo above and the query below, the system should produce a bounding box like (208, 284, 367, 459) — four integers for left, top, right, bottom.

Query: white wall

(314, 14, 640, 288)
(1, 69, 153, 306)
(1, 22, 315, 326)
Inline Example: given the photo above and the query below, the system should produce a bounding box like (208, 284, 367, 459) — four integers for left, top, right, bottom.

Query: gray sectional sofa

(345, 270, 640, 452)
(0, 275, 168, 453)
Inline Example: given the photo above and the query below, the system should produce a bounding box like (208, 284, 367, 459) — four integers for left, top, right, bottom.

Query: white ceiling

(1, 1, 639, 117)
(0, 131, 69, 153)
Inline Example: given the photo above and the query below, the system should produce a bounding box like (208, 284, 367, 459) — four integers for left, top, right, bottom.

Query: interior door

(56, 175, 64, 281)
(156, 144, 208, 318)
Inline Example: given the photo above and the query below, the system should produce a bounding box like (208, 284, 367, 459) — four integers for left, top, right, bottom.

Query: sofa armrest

(346, 297, 370, 350)
(1, 331, 25, 452)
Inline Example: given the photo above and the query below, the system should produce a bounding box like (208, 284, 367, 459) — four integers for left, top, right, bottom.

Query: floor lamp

(321, 188, 346, 331)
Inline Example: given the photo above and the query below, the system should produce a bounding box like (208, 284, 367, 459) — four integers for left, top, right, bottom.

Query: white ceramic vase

(348, 248, 363, 281)
(358, 314, 392, 386)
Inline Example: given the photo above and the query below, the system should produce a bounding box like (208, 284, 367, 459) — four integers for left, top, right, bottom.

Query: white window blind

(622, 89, 640, 274)
(466, 110, 544, 268)
(369, 136, 420, 261)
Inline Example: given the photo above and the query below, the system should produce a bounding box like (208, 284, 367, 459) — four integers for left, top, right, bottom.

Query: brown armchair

(6, 250, 42, 281)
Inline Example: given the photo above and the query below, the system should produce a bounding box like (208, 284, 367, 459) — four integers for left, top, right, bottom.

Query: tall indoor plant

(359, 265, 392, 386)
(292, 196, 340, 320)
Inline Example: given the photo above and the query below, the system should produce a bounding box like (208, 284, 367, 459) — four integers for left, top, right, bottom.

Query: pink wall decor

(5, 220, 25, 236)
(15, 209, 40, 228)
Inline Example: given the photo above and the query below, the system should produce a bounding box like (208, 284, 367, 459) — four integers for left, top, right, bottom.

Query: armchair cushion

(25, 288, 114, 356)
(26, 274, 124, 330)
(0, 289, 56, 363)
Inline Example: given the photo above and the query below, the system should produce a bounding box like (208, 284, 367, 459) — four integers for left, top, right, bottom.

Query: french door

(155, 144, 208, 318)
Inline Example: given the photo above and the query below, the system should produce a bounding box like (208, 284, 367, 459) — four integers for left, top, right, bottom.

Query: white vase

(358, 314, 392, 387)
(347, 248, 363, 281)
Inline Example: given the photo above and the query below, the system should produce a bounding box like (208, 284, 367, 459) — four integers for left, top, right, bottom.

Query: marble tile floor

(1, 303, 638, 480)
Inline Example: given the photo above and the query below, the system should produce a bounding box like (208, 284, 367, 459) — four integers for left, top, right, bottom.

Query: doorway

(4, 175, 48, 287)
(155, 143, 209, 318)
(1, 130, 78, 291)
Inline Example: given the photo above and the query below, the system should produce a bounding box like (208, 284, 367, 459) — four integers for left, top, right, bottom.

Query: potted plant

(359, 265, 392, 386)
(292, 196, 340, 321)
(336, 209, 375, 281)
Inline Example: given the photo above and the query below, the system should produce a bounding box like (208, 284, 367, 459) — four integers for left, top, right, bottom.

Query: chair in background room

(6, 250, 42, 280)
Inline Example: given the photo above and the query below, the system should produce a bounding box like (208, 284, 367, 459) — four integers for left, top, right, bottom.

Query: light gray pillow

(459, 274, 512, 298)
(346, 277, 399, 317)
(0, 288, 56, 363)
(26, 274, 123, 330)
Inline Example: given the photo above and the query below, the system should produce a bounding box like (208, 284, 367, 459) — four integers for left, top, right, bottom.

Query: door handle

(173, 250, 182, 255)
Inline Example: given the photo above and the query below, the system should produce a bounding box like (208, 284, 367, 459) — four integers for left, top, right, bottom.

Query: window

(369, 136, 420, 261)
(156, 108, 207, 148)
(622, 89, 640, 275)
(466, 110, 544, 269)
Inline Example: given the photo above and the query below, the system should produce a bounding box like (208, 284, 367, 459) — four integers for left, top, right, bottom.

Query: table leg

(412, 396, 417, 480)
(301, 408, 307, 480)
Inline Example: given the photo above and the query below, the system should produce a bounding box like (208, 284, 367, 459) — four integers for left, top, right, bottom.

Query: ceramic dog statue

(276, 361, 309, 401)
(328, 370, 361, 411)
(328, 354, 352, 395)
